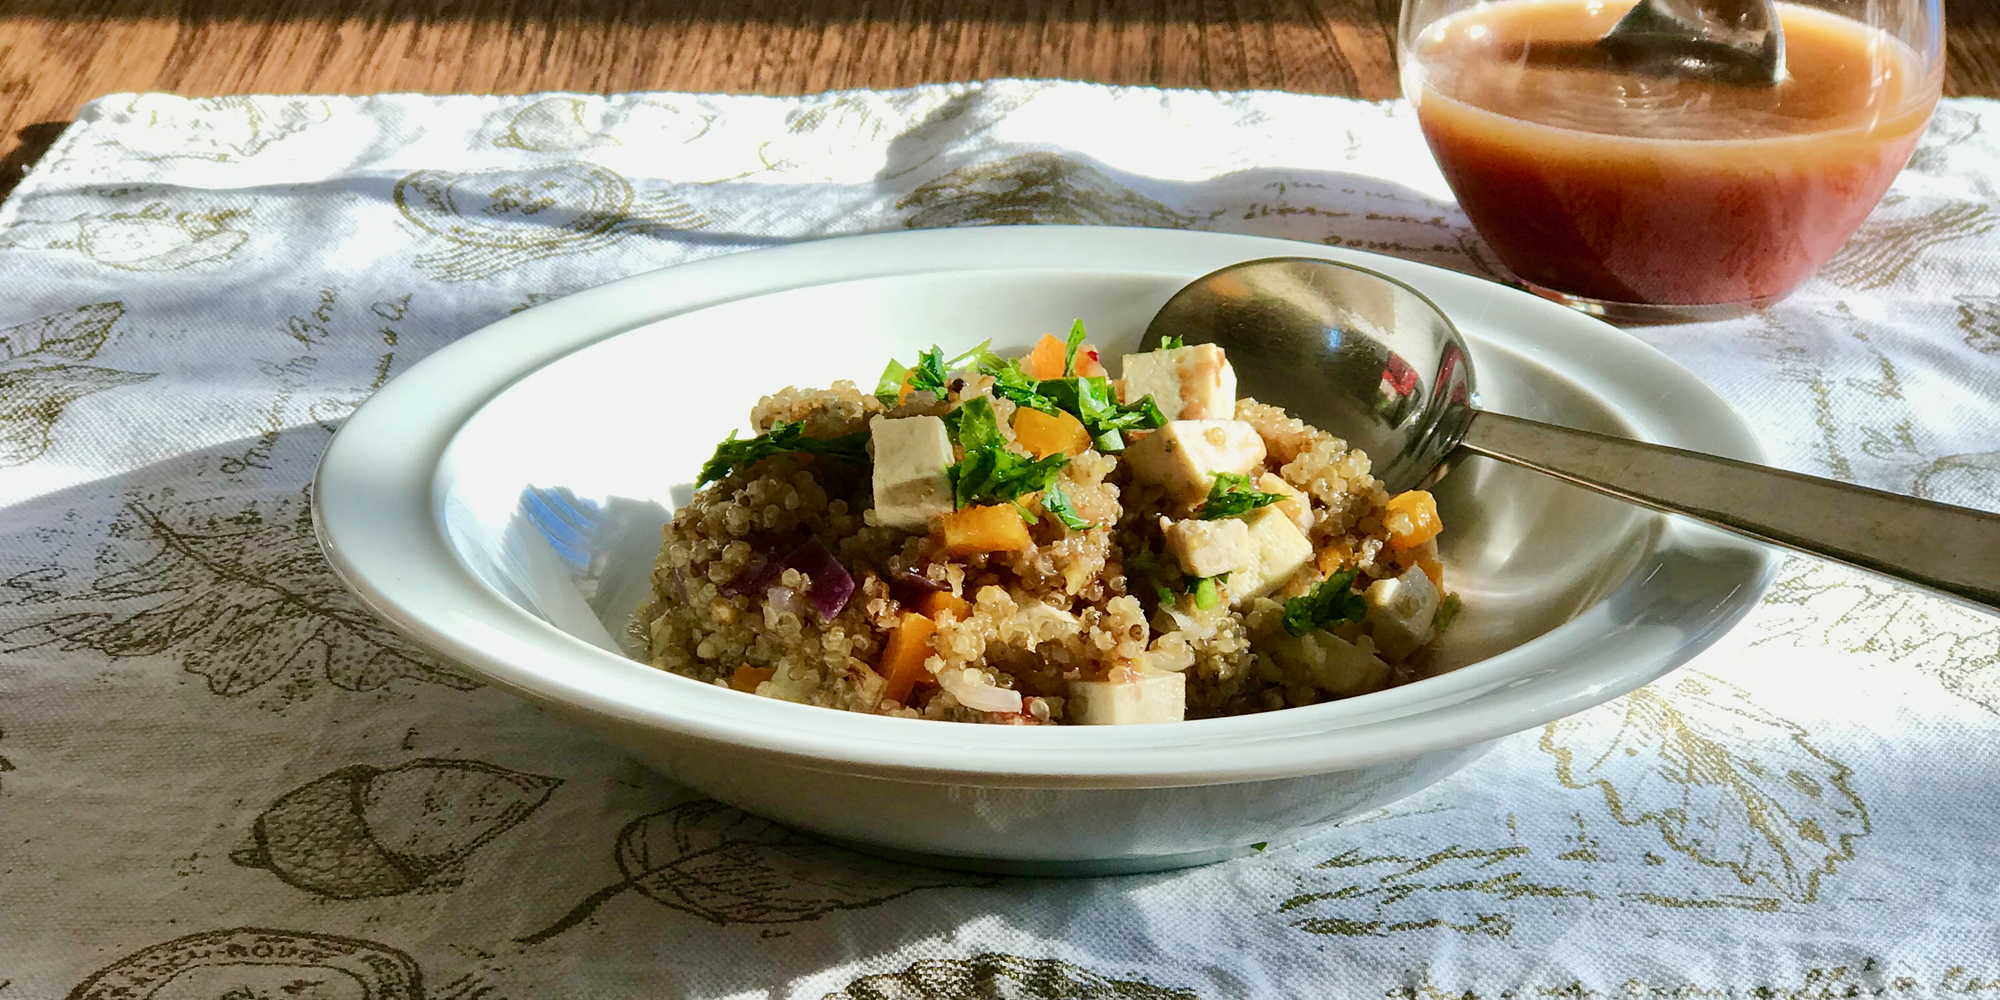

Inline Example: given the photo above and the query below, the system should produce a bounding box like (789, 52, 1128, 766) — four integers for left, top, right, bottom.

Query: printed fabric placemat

(3, 82, 1999, 999)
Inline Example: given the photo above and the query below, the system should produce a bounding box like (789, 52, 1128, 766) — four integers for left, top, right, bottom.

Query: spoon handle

(1458, 411, 2000, 614)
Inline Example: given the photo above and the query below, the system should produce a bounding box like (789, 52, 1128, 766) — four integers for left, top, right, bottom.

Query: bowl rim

(313, 225, 1775, 788)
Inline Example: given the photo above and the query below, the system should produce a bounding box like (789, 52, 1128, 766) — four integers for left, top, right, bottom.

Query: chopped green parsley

(698, 421, 870, 486)
(1188, 573, 1224, 610)
(1041, 481, 1095, 530)
(1280, 568, 1367, 636)
(1062, 319, 1087, 376)
(945, 398, 1067, 511)
(875, 341, 996, 406)
(1197, 472, 1284, 520)
(1035, 376, 1166, 453)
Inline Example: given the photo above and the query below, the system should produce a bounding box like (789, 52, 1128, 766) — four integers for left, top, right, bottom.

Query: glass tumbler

(1399, 0, 1944, 323)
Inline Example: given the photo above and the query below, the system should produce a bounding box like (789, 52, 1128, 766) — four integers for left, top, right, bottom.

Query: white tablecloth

(3, 83, 1998, 999)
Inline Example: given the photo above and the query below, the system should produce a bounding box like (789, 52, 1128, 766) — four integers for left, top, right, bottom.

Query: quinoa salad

(639, 325, 1460, 725)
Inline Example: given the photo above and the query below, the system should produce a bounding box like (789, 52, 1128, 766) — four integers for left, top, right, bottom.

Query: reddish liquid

(1410, 0, 1937, 309)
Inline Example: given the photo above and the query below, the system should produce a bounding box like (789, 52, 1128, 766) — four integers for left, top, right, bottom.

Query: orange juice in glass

(1400, 0, 1944, 323)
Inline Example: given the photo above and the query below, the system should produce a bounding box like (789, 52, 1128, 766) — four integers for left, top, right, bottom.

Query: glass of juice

(1399, 0, 1944, 323)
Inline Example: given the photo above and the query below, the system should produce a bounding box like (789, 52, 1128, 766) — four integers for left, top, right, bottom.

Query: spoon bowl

(1146, 256, 2000, 615)
(1142, 257, 1476, 493)
(1597, 0, 1787, 87)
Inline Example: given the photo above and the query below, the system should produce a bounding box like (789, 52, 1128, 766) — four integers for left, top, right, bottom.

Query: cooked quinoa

(639, 329, 1458, 725)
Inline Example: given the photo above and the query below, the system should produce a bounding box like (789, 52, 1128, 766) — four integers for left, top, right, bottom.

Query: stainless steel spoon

(1597, 0, 1786, 86)
(1143, 257, 2000, 614)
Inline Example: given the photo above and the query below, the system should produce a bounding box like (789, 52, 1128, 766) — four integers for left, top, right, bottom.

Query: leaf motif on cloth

(826, 954, 1203, 1000)
(231, 758, 561, 899)
(0, 490, 475, 706)
(96, 94, 334, 163)
(66, 927, 422, 1000)
(509, 291, 566, 315)
(758, 92, 961, 181)
(0, 202, 251, 271)
(1386, 956, 1915, 1000)
(1910, 449, 2000, 503)
(899, 152, 1199, 229)
(0, 301, 124, 362)
(1906, 102, 1984, 176)
(492, 96, 716, 152)
(394, 163, 709, 281)
(1758, 557, 2000, 715)
(1539, 671, 1869, 903)
(0, 302, 155, 467)
(1277, 844, 1597, 939)
(495, 96, 623, 151)
(518, 799, 995, 944)
(1819, 195, 1998, 291)
(1954, 294, 2000, 354)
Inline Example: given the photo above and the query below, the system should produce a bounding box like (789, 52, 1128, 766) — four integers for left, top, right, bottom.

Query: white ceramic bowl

(314, 226, 1773, 874)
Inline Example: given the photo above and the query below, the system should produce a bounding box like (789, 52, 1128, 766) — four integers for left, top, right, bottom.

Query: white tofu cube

(1120, 344, 1238, 420)
(1225, 506, 1315, 606)
(869, 415, 954, 530)
(1122, 419, 1267, 507)
(1258, 473, 1314, 534)
(1365, 565, 1442, 661)
(1163, 517, 1255, 579)
(1066, 669, 1187, 724)
(1267, 630, 1390, 696)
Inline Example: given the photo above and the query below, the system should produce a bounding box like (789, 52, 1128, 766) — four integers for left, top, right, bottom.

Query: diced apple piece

(1122, 419, 1267, 507)
(1066, 669, 1187, 724)
(1258, 473, 1313, 534)
(940, 504, 1033, 555)
(1163, 517, 1255, 579)
(1226, 506, 1315, 606)
(1267, 630, 1390, 696)
(1120, 344, 1238, 420)
(1365, 564, 1442, 661)
(870, 415, 954, 530)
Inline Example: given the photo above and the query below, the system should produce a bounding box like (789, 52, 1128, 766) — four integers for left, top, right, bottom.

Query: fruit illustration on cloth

(520, 799, 994, 943)
(232, 758, 560, 899)
(67, 927, 422, 1000)
(392, 163, 707, 280)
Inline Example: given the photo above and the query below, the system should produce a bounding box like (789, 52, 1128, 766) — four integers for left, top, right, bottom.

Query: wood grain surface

(1, 0, 1995, 198)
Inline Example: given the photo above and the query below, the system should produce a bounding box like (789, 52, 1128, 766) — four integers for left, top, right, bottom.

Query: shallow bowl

(313, 226, 1773, 875)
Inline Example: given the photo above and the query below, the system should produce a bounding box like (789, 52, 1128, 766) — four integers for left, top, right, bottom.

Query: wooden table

(3, 0, 1997, 199)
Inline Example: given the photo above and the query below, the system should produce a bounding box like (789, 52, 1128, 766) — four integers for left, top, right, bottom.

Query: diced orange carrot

(729, 663, 775, 693)
(1012, 407, 1090, 458)
(1316, 541, 1354, 576)
(1074, 346, 1107, 378)
(1384, 490, 1443, 551)
(897, 368, 916, 403)
(879, 611, 938, 705)
(1023, 333, 1068, 380)
(916, 590, 972, 621)
(940, 504, 1033, 555)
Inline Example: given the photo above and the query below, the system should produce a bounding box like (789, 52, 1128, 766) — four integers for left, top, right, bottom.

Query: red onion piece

(718, 556, 773, 598)
(776, 538, 854, 622)
(889, 568, 945, 607)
